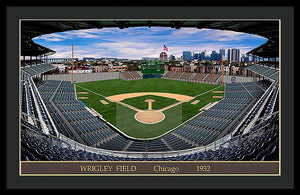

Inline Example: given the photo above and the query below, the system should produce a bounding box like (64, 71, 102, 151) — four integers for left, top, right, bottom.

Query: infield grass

(121, 95, 179, 110)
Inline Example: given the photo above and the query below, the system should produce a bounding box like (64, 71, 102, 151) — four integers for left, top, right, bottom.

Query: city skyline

(33, 27, 267, 60)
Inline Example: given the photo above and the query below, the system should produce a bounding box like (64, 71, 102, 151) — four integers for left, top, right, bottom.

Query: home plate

(191, 100, 200, 105)
(100, 100, 109, 105)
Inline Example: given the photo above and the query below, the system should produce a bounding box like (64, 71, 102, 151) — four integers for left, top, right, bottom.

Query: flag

(163, 45, 168, 52)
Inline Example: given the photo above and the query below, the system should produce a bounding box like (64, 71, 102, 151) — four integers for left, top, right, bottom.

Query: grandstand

(120, 71, 142, 80)
(20, 20, 279, 162)
(163, 72, 221, 85)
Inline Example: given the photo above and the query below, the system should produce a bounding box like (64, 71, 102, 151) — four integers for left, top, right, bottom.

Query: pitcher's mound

(134, 110, 165, 124)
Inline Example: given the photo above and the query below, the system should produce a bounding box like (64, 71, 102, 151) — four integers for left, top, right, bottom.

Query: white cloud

(34, 27, 267, 59)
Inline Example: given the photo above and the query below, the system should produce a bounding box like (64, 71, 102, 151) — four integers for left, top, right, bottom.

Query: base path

(106, 92, 194, 102)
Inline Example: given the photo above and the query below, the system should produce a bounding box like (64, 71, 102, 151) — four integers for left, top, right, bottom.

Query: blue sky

(33, 27, 268, 60)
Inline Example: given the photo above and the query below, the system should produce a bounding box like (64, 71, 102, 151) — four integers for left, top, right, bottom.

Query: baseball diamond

(75, 78, 224, 139)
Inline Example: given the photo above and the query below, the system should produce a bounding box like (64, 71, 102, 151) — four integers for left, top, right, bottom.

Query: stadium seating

(21, 63, 56, 77)
(120, 71, 142, 80)
(247, 64, 279, 81)
(191, 73, 208, 82)
(20, 63, 279, 160)
(34, 80, 272, 153)
(20, 111, 279, 161)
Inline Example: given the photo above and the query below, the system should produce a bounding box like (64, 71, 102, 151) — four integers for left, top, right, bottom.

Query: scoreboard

(141, 60, 165, 74)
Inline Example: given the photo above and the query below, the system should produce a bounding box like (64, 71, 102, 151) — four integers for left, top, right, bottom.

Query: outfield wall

(43, 72, 120, 83)
(222, 75, 255, 83)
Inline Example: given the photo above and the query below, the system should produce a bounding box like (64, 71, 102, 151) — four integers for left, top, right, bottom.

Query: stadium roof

(22, 39, 55, 56)
(21, 20, 279, 58)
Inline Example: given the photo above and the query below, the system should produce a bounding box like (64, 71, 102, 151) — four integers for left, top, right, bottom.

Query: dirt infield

(106, 92, 194, 102)
(145, 99, 155, 110)
(77, 92, 89, 94)
(99, 100, 109, 105)
(134, 110, 165, 124)
(191, 100, 200, 105)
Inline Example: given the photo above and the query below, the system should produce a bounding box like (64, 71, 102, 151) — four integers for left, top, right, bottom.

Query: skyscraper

(183, 51, 192, 61)
(227, 49, 231, 61)
(193, 53, 200, 60)
(218, 49, 226, 61)
(211, 51, 218, 61)
(231, 49, 241, 62)
(200, 50, 208, 61)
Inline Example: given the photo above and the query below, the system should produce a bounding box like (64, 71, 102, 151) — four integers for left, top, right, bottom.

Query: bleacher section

(163, 72, 221, 84)
(247, 64, 279, 81)
(128, 71, 142, 79)
(191, 73, 207, 82)
(38, 80, 127, 148)
(162, 71, 175, 78)
(21, 63, 56, 77)
(170, 71, 184, 79)
(203, 74, 221, 83)
(120, 71, 142, 80)
(179, 72, 193, 80)
(21, 74, 57, 136)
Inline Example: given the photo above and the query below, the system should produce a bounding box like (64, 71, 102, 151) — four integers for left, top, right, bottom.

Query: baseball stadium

(20, 20, 279, 161)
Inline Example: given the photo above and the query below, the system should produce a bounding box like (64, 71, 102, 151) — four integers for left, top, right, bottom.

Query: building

(93, 65, 109, 72)
(169, 55, 176, 61)
(211, 51, 218, 61)
(142, 57, 159, 61)
(159, 52, 168, 61)
(200, 50, 209, 61)
(51, 64, 67, 73)
(170, 66, 184, 72)
(183, 51, 192, 61)
(231, 66, 240, 75)
(231, 48, 241, 62)
(108, 65, 128, 72)
(48, 58, 79, 63)
(83, 57, 95, 62)
(218, 49, 226, 61)
(224, 65, 230, 75)
(67, 66, 92, 74)
(193, 53, 200, 60)
(227, 49, 231, 61)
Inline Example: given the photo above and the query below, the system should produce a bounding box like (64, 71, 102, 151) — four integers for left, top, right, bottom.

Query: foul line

(193, 85, 223, 99)
(75, 84, 107, 99)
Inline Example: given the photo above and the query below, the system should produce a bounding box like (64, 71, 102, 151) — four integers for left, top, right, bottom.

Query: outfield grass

(76, 78, 220, 96)
(76, 78, 224, 139)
